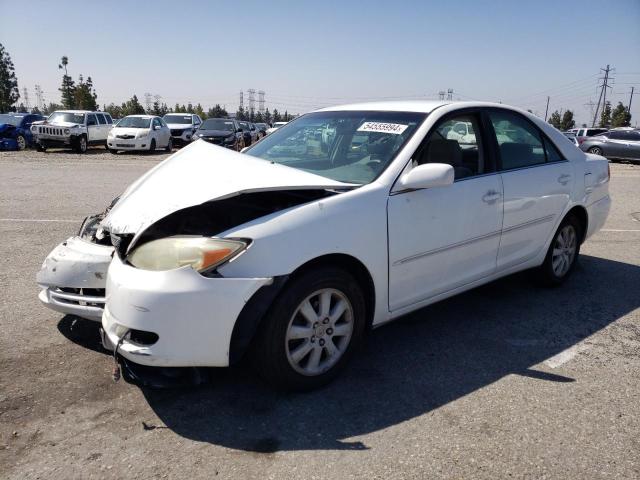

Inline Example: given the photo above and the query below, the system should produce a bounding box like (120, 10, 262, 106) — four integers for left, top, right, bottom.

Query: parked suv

(575, 127, 608, 146)
(192, 118, 245, 150)
(32, 110, 113, 153)
(163, 113, 202, 146)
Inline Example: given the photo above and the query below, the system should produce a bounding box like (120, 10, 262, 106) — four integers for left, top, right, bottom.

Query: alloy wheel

(16, 135, 26, 150)
(552, 225, 577, 277)
(285, 288, 354, 376)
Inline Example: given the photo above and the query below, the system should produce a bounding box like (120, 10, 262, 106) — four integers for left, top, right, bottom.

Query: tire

(36, 144, 46, 152)
(148, 138, 156, 153)
(108, 148, 118, 155)
(588, 146, 603, 156)
(253, 266, 366, 391)
(74, 135, 87, 154)
(536, 214, 582, 286)
(16, 135, 26, 151)
(165, 137, 173, 152)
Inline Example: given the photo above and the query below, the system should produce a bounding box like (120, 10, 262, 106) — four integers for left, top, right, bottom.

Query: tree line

(545, 101, 632, 131)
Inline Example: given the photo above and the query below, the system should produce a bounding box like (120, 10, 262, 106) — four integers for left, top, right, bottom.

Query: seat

(417, 139, 472, 179)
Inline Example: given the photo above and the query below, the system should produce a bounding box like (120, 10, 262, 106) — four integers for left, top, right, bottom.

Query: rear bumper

(37, 237, 113, 321)
(102, 255, 272, 367)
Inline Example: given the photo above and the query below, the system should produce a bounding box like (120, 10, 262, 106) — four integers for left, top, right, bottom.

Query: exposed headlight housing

(127, 236, 248, 273)
(137, 131, 149, 138)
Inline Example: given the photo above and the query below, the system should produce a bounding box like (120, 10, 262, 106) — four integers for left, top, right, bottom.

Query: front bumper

(37, 237, 113, 321)
(169, 129, 194, 144)
(102, 255, 272, 367)
(107, 137, 150, 150)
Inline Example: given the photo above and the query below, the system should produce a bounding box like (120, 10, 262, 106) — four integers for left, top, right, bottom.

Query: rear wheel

(253, 266, 366, 391)
(16, 135, 26, 150)
(588, 146, 603, 156)
(537, 215, 582, 286)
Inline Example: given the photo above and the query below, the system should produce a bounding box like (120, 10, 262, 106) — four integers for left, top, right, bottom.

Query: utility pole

(593, 64, 613, 127)
(629, 86, 635, 112)
(544, 96, 550, 121)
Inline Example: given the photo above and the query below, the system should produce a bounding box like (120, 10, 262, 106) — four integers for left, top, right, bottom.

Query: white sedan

(107, 115, 172, 153)
(38, 101, 611, 391)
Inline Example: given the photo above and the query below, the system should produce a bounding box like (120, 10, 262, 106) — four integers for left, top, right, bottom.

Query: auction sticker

(357, 122, 408, 134)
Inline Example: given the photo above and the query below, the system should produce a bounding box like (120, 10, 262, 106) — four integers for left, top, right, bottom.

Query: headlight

(31, 125, 37, 132)
(108, 130, 115, 138)
(137, 131, 149, 138)
(64, 128, 70, 134)
(127, 236, 248, 272)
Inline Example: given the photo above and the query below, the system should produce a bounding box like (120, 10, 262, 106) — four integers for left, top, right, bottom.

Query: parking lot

(0, 149, 639, 479)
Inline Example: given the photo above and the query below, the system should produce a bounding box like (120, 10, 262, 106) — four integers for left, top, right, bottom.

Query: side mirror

(154, 125, 161, 130)
(395, 163, 454, 191)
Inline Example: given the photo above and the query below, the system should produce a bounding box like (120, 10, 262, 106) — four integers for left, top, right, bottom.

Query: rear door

(96, 113, 109, 140)
(487, 109, 573, 270)
(86, 114, 100, 142)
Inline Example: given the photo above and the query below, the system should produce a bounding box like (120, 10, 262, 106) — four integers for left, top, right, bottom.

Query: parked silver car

(579, 129, 640, 162)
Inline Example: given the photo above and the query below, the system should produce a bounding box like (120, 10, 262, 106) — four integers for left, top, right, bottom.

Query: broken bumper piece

(101, 254, 272, 367)
(37, 236, 113, 321)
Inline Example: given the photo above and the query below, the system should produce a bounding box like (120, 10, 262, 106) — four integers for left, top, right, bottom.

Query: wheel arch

(228, 252, 376, 365)
(566, 204, 588, 244)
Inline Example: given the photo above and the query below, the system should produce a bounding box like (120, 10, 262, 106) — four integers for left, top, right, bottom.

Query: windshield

(164, 115, 192, 124)
(116, 117, 151, 128)
(245, 111, 426, 184)
(201, 119, 235, 131)
(0, 114, 23, 126)
(48, 112, 85, 124)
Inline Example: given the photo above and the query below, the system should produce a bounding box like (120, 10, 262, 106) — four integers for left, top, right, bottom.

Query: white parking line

(0, 218, 77, 223)
(600, 229, 640, 232)
(544, 344, 589, 369)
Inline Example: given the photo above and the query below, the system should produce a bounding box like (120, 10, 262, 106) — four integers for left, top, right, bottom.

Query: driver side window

(414, 114, 484, 180)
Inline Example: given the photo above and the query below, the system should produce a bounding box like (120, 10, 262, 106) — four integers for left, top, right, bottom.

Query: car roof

(53, 110, 108, 114)
(123, 115, 155, 118)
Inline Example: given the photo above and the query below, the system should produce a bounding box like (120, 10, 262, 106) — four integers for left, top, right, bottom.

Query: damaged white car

(38, 101, 611, 390)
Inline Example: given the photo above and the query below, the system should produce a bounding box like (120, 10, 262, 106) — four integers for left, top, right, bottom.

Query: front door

(388, 112, 503, 311)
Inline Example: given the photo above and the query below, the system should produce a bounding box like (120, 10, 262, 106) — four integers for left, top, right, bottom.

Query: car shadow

(57, 255, 640, 452)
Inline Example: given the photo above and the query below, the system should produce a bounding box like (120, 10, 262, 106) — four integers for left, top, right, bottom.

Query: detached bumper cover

(102, 255, 272, 367)
(37, 237, 113, 321)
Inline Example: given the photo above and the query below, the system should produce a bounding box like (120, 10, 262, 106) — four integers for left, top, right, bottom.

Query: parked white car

(266, 121, 287, 135)
(163, 113, 202, 146)
(38, 101, 611, 390)
(107, 115, 172, 153)
(32, 110, 114, 153)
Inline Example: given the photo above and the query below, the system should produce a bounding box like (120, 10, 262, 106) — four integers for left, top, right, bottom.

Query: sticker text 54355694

(357, 122, 409, 135)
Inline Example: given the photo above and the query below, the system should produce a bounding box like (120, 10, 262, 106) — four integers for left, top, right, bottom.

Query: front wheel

(16, 134, 26, 150)
(148, 138, 156, 153)
(74, 135, 87, 153)
(36, 144, 46, 152)
(588, 146, 603, 156)
(253, 267, 366, 391)
(165, 138, 173, 152)
(536, 215, 582, 286)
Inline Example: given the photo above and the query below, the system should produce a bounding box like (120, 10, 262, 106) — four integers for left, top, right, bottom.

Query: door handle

(482, 190, 501, 203)
(557, 174, 571, 185)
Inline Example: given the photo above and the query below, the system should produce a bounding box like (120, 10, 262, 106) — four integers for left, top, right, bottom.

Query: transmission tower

(22, 87, 31, 111)
(258, 90, 265, 114)
(144, 92, 153, 112)
(447, 89, 454, 100)
(438, 91, 445, 100)
(35, 85, 45, 111)
(239, 91, 244, 111)
(247, 89, 256, 116)
(592, 65, 614, 127)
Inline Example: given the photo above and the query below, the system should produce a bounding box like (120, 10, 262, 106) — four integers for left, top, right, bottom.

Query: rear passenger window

(415, 114, 484, 179)
(543, 137, 564, 162)
(87, 114, 97, 126)
(97, 114, 107, 125)
(105, 114, 113, 124)
(489, 111, 546, 170)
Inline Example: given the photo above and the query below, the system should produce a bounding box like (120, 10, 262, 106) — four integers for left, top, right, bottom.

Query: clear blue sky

(2, 0, 639, 125)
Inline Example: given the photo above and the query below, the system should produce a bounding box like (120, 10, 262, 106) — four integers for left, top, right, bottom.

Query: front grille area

(116, 134, 135, 139)
(51, 287, 106, 309)
(38, 126, 65, 136)
(205, 136, 225, 145)
(170, 129, 185, 136)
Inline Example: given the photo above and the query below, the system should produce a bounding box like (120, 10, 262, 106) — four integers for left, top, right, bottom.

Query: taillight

(578, 137, 586, 144)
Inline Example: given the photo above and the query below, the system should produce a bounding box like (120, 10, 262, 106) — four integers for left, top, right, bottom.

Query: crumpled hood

(0, 123, 12, 133)
(103, 140, 354, 235)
